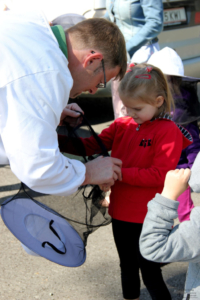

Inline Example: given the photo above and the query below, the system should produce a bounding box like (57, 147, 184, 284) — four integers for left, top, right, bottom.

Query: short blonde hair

(118, 63, 174, 114)
(66, 18, 127, 80)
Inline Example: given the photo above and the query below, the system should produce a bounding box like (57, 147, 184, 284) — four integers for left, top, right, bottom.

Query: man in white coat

(0, 10, 127, 196)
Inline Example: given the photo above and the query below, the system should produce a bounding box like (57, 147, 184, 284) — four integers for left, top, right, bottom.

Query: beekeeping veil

(147, 47, 200, 125)
(1, 114, 111, 267)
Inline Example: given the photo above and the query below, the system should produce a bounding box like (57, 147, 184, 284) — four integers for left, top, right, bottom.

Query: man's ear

(83, 52, 103, 67)
(156, 95, 164, 108)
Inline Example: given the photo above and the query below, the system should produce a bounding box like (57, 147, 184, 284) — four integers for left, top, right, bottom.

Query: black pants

(112, 219, 171, 300)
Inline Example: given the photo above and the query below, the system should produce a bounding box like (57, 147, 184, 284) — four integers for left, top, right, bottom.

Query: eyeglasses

(96, 59, 107, 89)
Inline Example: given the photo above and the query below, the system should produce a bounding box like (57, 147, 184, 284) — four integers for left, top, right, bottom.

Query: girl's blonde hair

(118, 63, 174, 115)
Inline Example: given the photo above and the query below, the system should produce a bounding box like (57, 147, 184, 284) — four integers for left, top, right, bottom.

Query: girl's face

(122, 96, 162, 124)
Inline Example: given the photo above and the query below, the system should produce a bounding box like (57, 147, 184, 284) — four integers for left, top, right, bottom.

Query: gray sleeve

(139, 194, 200, 263)
(189, 151, 200, 192)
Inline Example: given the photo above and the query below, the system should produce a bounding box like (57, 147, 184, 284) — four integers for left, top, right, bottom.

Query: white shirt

(0, 10, 86, 195)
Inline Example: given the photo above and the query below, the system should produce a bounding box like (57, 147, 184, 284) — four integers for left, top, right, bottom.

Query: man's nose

(89, 87, 98, 94)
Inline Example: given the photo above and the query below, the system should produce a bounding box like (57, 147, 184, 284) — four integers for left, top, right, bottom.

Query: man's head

(65, 18, 127, 98)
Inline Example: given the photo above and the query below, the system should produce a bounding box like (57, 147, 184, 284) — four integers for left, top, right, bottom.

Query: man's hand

(82, 156, 122, 186)
(161, 168, 191, 201)
(99, 184, 111, 192)
(59, 103, 84, 126)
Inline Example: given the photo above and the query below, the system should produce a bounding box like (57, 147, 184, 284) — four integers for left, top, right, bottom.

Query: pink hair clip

(145, 66, 153, 73)
(135, 74, 151, 79)
(129, 63, 136, 68)
(126, 62, 137, 73)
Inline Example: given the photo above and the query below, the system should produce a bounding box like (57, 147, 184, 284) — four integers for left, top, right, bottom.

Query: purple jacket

(177, 122, 200, 169)
(173, 86, 200, 169)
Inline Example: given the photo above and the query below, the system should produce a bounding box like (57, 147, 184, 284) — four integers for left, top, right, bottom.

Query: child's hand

(161, 168, 191, 201)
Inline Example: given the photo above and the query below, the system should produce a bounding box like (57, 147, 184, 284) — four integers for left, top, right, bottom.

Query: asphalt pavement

(0, 97, 199, 300)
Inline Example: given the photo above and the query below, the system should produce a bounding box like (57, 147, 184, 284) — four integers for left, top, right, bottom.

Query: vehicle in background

(157, 0, 200, 100)
(160, 0, 200, 79)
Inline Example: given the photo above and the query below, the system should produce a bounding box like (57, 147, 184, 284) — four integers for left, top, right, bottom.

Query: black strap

(186, 294, 190, 300)
(42, 220, 66, 255)
(82, 114, 109, 157)
(76, 111, 109, 157)
(64, 111, 109, 158)
(64, 120, 88, 163)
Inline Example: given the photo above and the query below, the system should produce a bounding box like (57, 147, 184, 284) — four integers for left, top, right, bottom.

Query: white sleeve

(1, 71, 86, 196)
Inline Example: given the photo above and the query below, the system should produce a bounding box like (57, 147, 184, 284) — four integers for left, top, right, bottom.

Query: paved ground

(0, 98, 199, 300)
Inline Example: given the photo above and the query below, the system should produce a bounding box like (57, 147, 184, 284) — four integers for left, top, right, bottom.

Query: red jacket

(59, 116, 192, 223)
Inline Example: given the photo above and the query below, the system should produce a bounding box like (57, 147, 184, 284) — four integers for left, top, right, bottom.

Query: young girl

(58, 63, 192, 300)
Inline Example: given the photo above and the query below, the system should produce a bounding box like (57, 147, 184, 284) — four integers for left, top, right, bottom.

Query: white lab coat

(0, 10, 86, 195)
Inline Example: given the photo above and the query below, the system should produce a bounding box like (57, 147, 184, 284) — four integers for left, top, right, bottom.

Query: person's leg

(151, 42, 160, 53)
(177, 186, 194, 222)
(112, 219, 141, 300)
(139, 227, 171, 300)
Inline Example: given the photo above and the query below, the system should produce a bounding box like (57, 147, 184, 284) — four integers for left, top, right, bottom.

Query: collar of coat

(51, 25, 68, 59)
(156, 113, 193, 143)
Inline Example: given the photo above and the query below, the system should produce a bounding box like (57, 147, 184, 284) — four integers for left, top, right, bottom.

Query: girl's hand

(161, 168, 191, 201)
(59, 103, 84, 126)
